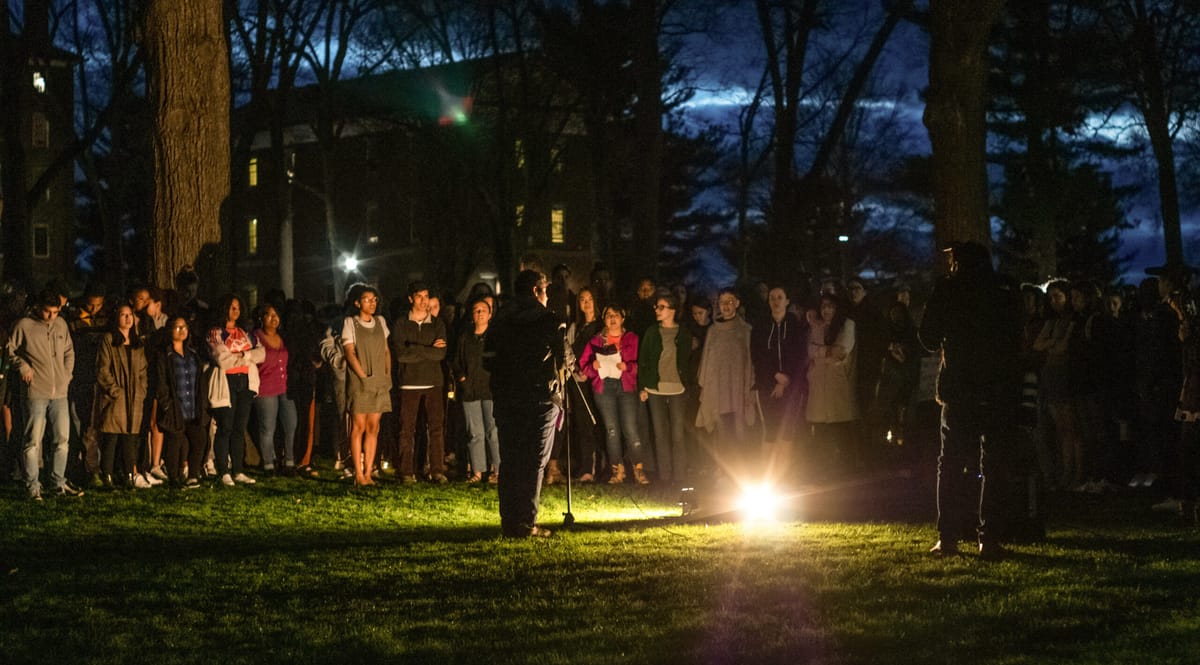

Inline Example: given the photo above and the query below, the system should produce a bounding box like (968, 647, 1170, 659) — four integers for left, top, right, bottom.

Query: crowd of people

(3, 255, 1199, 536)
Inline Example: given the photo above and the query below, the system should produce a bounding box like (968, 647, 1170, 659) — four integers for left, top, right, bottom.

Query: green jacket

(637, 323, 693, 391)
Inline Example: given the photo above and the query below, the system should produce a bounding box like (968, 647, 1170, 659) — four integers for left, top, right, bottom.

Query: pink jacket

(579, 331, 639, 394)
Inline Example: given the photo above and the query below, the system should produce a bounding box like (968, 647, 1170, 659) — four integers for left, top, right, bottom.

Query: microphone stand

(557, 326, 576, 527)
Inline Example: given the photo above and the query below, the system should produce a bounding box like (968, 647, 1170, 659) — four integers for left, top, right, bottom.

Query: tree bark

(630, 0, 663, 278)
(143, 0, 230, 290)
(0, 9, 32, 285)
(923, 0, 1006, 251)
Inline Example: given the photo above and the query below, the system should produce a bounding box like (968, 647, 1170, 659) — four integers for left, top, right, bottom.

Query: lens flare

(736, 482, 782, 523)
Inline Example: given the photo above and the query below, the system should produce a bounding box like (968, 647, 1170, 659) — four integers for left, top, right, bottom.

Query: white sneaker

(1141, 473, 1158, 488)
(143, 471, 164, 486)
(132, 474, 152, 489)
(1129, 473, 1145, 488)
(149, 465, 169, 481)
(220, 473, 235, 487)
(1152, 497, 1182, 512)
(233, 472, 257, 485)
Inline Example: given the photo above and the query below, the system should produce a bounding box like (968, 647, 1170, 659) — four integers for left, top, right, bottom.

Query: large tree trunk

(144, 0, 230, 289)
(0, 15, 32, 286)
(923, 0, 1006, 251)
(630, 0, 663, 278)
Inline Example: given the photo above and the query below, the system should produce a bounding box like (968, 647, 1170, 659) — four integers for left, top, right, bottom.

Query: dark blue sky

(674, 0, 1194, 283)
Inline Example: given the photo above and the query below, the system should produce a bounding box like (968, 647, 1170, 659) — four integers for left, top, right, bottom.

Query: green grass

(2, 469, 1198, 664)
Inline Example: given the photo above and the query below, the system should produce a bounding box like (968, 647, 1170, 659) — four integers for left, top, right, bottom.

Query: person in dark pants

(485, 270, 563, 538)
(919, 241, 1022, 560)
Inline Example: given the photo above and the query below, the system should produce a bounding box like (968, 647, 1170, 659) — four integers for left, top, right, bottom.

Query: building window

(31, 112, 49, 148)
(514, 139, 525, 169)
(550, 146, 563, 173)
(247, 218, 258, 256)
(515, 204, 525, 228)
(33, 225, 49, 258)
(32, 71, 45, 93)
(551, 206, 565, 245)
(248, 157, 258, 187)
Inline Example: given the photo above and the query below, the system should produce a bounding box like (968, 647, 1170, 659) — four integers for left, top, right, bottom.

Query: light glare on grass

(737, 482, 783, 523)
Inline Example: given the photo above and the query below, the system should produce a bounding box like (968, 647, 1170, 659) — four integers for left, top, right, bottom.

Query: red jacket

(580, 330, 639, 394)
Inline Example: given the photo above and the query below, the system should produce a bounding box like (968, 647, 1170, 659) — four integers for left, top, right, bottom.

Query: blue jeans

(254, 393, 298, 468)
(23, 396, 71, 493)
(647, 391, 687, 483)
(463, 399, 499, 474)
(593, 379, 643, 466)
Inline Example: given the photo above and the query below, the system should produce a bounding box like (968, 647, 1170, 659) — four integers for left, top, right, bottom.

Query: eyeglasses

(654, 304, 672, 311)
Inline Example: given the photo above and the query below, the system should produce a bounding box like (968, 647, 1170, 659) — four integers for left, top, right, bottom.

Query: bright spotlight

(736, 482, 783, 523)
(342, 255, 359, 272)
(837, 234, 850, 243)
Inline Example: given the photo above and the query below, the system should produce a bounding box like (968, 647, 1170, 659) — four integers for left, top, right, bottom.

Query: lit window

(31, 113, 49, 148)
(247, 218, 258, 256)
(551, 206, 565, 244)
(33, 225, 49, 258)
(248, 158, 258, 187)
(514, 139, 525, 169)
(32, 71, 45, 93)
(515, 204, 524, 228)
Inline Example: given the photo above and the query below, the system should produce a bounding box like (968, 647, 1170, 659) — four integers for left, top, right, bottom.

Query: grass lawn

(2, 467, 1198, 665)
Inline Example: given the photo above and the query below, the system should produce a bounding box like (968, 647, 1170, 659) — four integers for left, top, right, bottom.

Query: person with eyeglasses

(638, 294, 693, 485)
(342, 285, 391, 487)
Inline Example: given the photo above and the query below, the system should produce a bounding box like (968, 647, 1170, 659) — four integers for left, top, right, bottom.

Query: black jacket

(452, 329, 492, 402)
(154, 346, 208, 433)
(919, 266, 1022, 405)
(484, 297, 563, 404)
(750, 312, 807, 392)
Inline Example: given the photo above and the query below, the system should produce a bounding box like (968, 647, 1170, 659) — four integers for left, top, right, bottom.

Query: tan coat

(96, 335, 148, 434)
(806, 318, 859, 424)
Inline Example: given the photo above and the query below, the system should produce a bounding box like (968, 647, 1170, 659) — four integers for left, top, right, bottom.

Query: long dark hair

(214, 293, 244, 327)
(819, 293, 848, 346)
(109, 304, 142, 349)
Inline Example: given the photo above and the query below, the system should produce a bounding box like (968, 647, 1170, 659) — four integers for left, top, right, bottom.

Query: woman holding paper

(580, 304, 648, 484)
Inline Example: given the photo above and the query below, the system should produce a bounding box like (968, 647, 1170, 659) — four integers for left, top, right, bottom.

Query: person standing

(751, 285, 807, 468)
(805, 293, 859, 476)
(342, 286, 391, 486)
(207, 294, 264, 487)
(69, 286, 108, 487)
(391, 282, 449, 483)
(580, 304, 647, 484)
(155, 316, 207, 488)
(96, 305, 150, 489)
(252, 303, 298, 474)
(452, 297, 499, 483)
(694, 287, 756, 479)
(638, 294, 694, 485)
(485, 270, 562, 538)
(919, 242, 1022, 560)
(9, 289, 81, 499)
